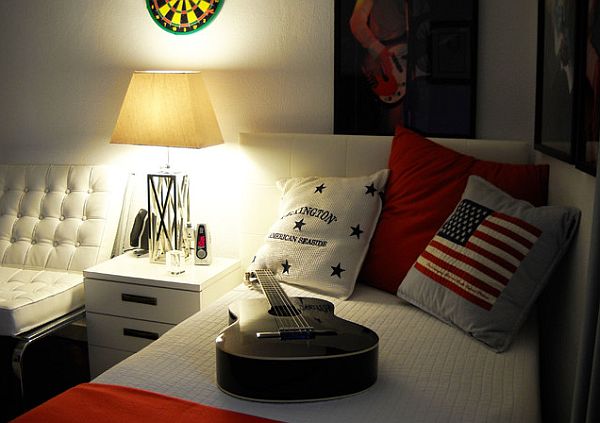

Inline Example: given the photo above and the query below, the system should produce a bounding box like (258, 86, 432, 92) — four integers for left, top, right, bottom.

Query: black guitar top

(215, 269, 378, 402)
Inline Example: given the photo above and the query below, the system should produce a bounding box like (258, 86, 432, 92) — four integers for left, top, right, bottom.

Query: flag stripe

(477, 225, 530, 256)
(429, 239, 510, 285)
(435, 237, 515, 278)
(487, 215, 540, 244)
(493, 211, 542, 237)
(469, 236, 521, 267)
(481, 219, 534, 249)
(464, 240, 517, 273)
(415, 261, 493, 310)
(472, 230, 526, 261)
(421, 250, 502, 296)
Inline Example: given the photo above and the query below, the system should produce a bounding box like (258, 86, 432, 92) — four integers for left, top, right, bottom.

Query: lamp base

(147, 171, 190, 263)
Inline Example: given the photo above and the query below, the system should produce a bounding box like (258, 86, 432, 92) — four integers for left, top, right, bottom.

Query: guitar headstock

(244, 271, 261, 290)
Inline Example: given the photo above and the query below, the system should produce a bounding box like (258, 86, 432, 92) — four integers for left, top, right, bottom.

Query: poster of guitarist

(334, 0, 477, 137)
(350, 0, 410, 108)
(349, 0, 410, 132)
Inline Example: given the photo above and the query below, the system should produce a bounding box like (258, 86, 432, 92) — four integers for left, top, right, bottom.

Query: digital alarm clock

(194, 224, 211, 265)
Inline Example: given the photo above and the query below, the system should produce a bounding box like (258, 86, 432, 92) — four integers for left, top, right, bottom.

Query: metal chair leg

(8, 307, 85, 411)
(11, 339, 28, 408)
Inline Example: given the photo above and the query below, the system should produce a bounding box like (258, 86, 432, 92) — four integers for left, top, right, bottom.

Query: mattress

(95, 282, 540, 423)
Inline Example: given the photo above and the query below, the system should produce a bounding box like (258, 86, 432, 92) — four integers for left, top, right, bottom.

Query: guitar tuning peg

(244, 272, 259, 288)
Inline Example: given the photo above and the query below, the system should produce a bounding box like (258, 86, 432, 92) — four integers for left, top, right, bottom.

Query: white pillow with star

(249, 169, 389, 299)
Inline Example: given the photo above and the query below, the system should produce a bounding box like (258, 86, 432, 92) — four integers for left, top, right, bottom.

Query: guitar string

(260, 268, 311, 333)
(267, 270, 312, 333)
(256, 269, 288, 332)
(266, 270, 306, 331)
(258, 269, 299, 331)
(258, 270, 287, 331)
(258, 269, 311, 334)
(265, 269, 310, 332)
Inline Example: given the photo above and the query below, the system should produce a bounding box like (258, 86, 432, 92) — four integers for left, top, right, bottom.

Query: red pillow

(359, 127, 549, 294)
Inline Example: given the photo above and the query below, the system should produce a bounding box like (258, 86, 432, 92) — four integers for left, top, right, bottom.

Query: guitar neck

(253, 269, 291, 308)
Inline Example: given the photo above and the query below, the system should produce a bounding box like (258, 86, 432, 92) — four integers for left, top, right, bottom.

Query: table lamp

(111, 71, 223, 263)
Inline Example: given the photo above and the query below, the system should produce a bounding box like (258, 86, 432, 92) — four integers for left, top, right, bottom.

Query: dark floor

(0, 333, 90, 422)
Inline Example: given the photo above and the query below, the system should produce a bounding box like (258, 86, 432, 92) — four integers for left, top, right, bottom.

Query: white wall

(477, 0, 538, 139)
(0, 0, 538, 256)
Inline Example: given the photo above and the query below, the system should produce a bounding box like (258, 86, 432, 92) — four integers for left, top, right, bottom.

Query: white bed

(94, 132, 541, 423)
(95, 282, 540, 423)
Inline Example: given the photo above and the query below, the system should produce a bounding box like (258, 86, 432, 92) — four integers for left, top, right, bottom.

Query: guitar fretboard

(254, 269, 292, 308)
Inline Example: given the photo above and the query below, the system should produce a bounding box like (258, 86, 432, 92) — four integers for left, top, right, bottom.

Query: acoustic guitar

(215, 269, 379, 402)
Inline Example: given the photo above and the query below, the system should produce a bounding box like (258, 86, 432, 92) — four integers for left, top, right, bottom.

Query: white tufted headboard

(238, 132, 531, 270)
(0, 165, 128, 272)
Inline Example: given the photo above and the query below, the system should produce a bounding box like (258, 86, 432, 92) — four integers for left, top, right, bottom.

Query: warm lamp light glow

(110, 71, 223, 263)
(110, 71, 223, 149)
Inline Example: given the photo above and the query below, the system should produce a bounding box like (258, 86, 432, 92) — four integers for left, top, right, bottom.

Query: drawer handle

(123, 328, 159, 340)
(121, 293, 157, 306)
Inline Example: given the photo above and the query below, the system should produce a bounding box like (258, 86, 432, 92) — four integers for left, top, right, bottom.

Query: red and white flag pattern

(415, 199, 542, 310)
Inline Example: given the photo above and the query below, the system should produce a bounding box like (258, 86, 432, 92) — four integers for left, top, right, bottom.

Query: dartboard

(146, 0, 224, 34)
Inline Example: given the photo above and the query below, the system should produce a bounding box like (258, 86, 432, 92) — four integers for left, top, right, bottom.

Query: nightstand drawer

(85, 278, 200, 324)
(87, 312, 174, 352)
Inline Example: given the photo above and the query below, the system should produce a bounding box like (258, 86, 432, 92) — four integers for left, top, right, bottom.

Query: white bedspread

(94, 282, 540, 423)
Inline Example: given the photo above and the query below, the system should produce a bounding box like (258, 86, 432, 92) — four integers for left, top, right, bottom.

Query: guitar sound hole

(268, 305, 300, 317)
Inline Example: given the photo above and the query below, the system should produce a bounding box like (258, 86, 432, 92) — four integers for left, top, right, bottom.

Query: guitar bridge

(257, 327, 314, 340)
(256, 327, 338, 340)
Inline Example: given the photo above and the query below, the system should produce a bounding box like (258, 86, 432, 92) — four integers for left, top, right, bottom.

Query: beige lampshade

(110, 71, 223, 149)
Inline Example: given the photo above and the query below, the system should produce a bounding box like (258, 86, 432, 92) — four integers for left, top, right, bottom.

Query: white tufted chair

(0, 164, 128, 404)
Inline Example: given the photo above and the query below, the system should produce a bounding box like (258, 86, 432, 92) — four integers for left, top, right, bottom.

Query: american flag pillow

(398, 176, 580, 352)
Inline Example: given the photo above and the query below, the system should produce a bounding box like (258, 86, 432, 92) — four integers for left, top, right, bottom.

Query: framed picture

(334, 0, 478, 138)
(535, 0, 598, 176)
(577, 0, 599, 174)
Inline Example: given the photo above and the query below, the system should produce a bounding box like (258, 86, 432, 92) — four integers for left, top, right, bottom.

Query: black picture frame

(576, 0, 599, 175)
(535, 0, 598, 176)
(334, 0, 478, 138)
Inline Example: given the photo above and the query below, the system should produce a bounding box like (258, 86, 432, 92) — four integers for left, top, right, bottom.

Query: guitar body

(362, 42, 408, 105)
(216, 296, 378, 402)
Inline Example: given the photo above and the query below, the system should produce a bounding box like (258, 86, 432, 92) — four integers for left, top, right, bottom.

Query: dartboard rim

(146, 0, 224, 35)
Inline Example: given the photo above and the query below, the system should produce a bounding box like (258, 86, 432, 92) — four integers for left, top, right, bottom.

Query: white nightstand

(84, 253, 240, 378)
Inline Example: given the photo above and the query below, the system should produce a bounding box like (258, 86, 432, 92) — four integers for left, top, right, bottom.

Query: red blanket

(13, 383, 281, 422)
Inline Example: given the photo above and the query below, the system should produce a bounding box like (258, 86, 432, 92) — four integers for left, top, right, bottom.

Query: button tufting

(75, 241, 81, 247)
(10, 238, 15, 243)
(65, 189, 71, 194)
(31, 240, 36, 245)
(59, 216, 65, 221)
(53, 241, 59, 247)
(44, 188, 49, 193)
(16, 213, 22, 218)
(24, 188, 29, 193)
(82, 216, 87, 221)
(39, 215, 44, 220)
(88, 189, 93, 194)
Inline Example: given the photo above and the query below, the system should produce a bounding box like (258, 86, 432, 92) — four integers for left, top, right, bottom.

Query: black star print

(365, 183, 377, 196)
(315, 183, 326, 193)
(293, 219, 306, 231)
(281, 259, 291, 274)
(350, 224, 364, 239)
(330, 263, 346, 278)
